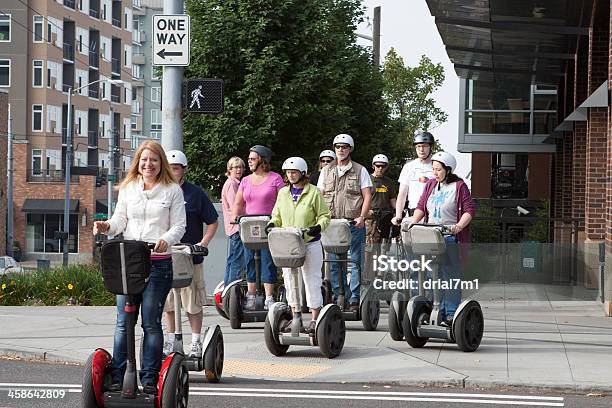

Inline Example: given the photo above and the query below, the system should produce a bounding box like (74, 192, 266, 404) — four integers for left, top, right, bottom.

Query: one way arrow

(157, 49, 183, 59)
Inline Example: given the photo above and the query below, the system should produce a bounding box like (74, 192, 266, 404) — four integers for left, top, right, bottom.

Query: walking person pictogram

(189, 85, 203, 109)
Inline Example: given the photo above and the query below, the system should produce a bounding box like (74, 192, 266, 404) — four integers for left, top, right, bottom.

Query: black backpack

(99, 239, 151, 295)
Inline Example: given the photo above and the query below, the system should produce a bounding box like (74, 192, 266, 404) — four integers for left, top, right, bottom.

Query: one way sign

(153, 15, 190, 66)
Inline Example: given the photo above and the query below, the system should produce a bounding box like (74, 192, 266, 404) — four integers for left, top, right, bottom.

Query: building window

(32, 104, 43, 132)
(26, 213, 78, 253)
(0, 14, 10, 42)
(33, 16, 44, 42)
(32, 149, 42, 175)
(102, 4, 107, 20)
(131, 115, 137, 130)
(47, 22, 52, 43)
(150, 131, 161, 140)
(78, 34, 83, 52)
(151, 87, 160, 102)
(0, 59, 10, 86)
(33, 60, 43, 87)
(151, 109, 161, 130)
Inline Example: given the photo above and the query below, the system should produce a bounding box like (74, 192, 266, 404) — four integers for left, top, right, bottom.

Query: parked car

(0, 256, 24, 275)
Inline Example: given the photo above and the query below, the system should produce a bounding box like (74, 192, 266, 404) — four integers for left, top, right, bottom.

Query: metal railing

(112, 17, 121, 28)
(27, 169, 79, 183)
(62, 83, 73, 93)
(88, 87, 99, 98)
(89, 51, 99, 67)
(110, 94, 120, 103)
(63, 0, 75, 9)
(88, 130, 98, 146)
(89, 8, 99, 18)
(111, 58, 120, 74)
(63, 43, 74, 61)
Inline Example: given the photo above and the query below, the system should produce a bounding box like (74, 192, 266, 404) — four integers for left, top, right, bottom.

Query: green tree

(183, 0, 388, 195)
(381, 49, 447, 171)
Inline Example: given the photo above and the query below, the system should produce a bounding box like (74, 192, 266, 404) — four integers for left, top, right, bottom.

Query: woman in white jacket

(93, 140, 186, 395)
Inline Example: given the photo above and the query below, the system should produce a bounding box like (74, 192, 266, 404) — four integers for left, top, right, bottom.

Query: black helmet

(413, 131, 435, 145)
(249, 145, 273, 162)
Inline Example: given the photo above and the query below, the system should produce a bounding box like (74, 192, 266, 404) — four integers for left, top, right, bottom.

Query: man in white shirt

(392, 131, 435, 225)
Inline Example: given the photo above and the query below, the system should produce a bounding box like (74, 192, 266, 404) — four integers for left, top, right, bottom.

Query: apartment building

(0, 0, 135, 262)
(131, 0, 162, 149)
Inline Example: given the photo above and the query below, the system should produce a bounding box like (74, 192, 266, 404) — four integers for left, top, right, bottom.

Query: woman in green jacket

(265, 157, 331, 333)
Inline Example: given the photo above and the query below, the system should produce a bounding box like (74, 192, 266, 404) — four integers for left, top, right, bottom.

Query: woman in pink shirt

(221, 156, 246, 286)
(232, 145, 284, 310)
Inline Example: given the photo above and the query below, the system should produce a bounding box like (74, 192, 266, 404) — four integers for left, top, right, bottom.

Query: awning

(579, 81, 608, 108)
(21, 199, 80, 214)
(564, 107, 587, 121)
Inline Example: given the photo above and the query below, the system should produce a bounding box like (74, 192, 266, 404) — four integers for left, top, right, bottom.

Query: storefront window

(25, 213, 78, 253)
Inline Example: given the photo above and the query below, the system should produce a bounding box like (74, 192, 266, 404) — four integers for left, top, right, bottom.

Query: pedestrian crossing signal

(184, 79, 224, 114)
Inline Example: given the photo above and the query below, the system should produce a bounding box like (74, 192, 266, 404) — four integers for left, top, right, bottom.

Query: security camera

(516, 206, 530, 215)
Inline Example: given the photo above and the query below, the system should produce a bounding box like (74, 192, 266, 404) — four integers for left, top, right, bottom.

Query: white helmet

(319, 150, 336, 160)
(431, 151, 457, 173)
(333, 133, 354, 148)
(282, 157, 308, 175)
(166, 150, 188, 167)
(372, 154, 389, 165)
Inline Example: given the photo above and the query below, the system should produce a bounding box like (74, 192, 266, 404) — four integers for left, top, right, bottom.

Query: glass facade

(25, 213, 78, 253)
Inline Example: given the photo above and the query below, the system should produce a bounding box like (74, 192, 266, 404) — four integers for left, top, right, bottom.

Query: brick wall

(12, 143, 96, 263)
(585, 108, 608, 239)
(0, 91, 7, 256)
(572, 122, 587, 223)
(562, 134, 574, 220)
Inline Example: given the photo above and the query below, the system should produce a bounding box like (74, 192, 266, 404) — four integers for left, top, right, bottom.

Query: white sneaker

(264, 296, 275, 310)
(163, 340, 173, 356)
(245, 294, 256, 311)
(189, 341, 203, 358)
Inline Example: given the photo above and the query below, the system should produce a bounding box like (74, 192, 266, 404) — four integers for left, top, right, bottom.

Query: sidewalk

(1, 284, 612, 393)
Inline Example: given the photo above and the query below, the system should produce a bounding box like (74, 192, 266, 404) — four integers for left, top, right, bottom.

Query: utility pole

(373, 6, 381, 68)
(63, 90, 73, 266)
(108, 105, 114, 219)
(6, 105, 13, 258)
(161, 0, 184, 151)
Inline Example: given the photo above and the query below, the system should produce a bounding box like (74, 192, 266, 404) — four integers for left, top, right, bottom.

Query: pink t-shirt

(221, 177, 241, 236)
(238, 172, 285, 215)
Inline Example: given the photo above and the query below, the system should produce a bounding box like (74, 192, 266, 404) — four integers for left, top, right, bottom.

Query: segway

(265, 227, 345, 358)
(213, 281, 229, 320)
(322, 219, 380, 331)
(223, 215, 278, 329)
(166, 245, 224, 382)
(401, 224, 484, 352)
(83, 240, 189, 408)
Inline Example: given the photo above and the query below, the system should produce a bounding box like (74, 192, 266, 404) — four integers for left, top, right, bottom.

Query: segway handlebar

(402, 223, 452, 235)
(96, 240, 207, 256)
(230, 214, 271, 224)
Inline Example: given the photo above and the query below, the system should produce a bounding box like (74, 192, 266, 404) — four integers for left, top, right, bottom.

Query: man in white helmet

(364, 154, 397, 278)
(163, 150, 219, 358)
(309, 150, 336, 185)
(317, 134, 373, 312)
(392, 131, 435, 225)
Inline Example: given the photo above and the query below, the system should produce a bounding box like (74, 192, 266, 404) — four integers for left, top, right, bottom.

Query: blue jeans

(440, 236, 461, 319)
(111, 258, 173, 386)
(330, 225, 365, 304)
(243, 246, 277, 284)
(224, 232, 245, 286)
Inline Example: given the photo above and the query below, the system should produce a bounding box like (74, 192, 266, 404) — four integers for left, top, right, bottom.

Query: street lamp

(63, 78, 124, 266)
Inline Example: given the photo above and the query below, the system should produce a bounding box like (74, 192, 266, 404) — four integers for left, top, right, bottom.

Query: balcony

(88, 88, 99, 98)
(132, 53, 145, 65)
(132, 30, 146, 44)
(62, 83, 73, 93)
(89, 51, 99, 68)
(111, 58, 120, 74)
(63, 43, 74, 62)
(111, 94, 120, 103)
(27, 169, 79, 183)
(112, 18, 121, 28)
(88, 130, 99, 147)
(63, 0, 75, 9)
(89, 8, 99, 18)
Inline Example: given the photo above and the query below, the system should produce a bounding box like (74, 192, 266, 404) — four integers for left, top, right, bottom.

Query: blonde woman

(221, 156, 246, 285)
(93, 140, 186, 395)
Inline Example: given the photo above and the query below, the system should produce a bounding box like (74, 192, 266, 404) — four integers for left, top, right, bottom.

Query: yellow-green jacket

(270, 183, 331, 243)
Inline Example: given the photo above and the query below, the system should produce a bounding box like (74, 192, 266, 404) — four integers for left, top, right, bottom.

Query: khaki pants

(163, 264, 206, 315)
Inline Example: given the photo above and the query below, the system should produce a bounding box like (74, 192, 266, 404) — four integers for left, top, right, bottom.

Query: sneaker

(245, 294, 256, 311)
(302, 320, 316, 335)
(264, 296, 275, 310)
(189, 341, 203, 358)
(348, 302, 359, 313)
(163, 340, 173, 356)
(440, 316, 453, 327)
(142, 384, 158, 395)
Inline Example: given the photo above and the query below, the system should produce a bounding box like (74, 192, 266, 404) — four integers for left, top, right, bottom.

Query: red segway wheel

(158, 353, 189, 408)
(82, 348, 111, 408)
(213, 281, 229, 320)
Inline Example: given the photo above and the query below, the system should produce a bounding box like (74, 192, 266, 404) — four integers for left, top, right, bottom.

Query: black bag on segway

(99, 239, 151, 295)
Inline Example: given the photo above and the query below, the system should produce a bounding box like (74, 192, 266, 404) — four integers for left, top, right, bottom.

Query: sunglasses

(374, 164, 387, 168)
(320, 159, 332, 164)
(334, 145, 350, 150)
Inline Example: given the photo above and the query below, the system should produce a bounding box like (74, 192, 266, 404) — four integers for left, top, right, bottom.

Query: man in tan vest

(317, 134, 373, 311)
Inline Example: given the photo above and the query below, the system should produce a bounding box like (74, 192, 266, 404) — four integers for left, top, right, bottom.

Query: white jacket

(106, 177, 186, 253)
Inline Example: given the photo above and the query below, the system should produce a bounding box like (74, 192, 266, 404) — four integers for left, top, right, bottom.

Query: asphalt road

(0, 359, 610, 408)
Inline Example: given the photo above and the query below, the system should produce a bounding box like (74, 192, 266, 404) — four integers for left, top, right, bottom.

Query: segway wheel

(455, 302, 484, 352)
(160, 354, 189, 408)
(214, 281, 229, 320)
(204, 330, 224, 383)
(402, 304, 430, 348)
(264, 307, 291, 356)
(317, 305, 345, 359)
(82, 351, 109, 408)
(228, 285, 243, 330)
(360, 292, 380, 331)
(388, 292, 405, 341)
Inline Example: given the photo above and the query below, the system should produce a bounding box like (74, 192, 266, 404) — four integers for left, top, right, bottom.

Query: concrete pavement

(1, 283, 612, 393)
